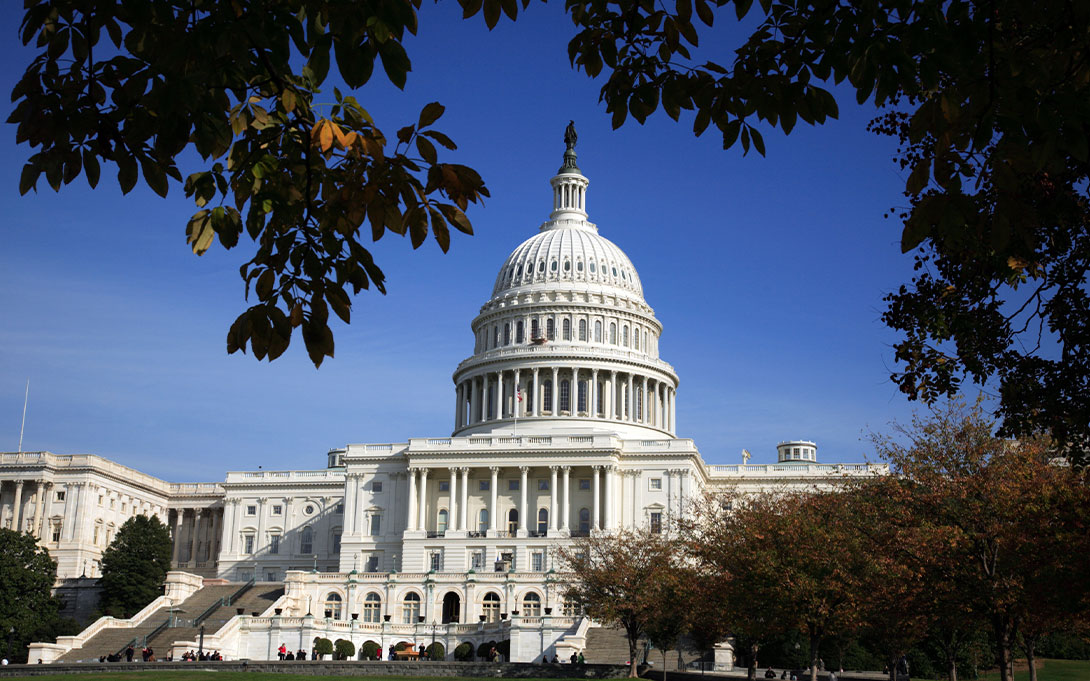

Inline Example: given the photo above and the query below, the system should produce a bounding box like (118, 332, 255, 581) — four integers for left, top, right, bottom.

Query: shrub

(360, 640, 380, 660)
(334, 638, 355, 660)
(427, 642, 445, 660)
(498, 639, 510, 661)
(454, 642, 474, 661)
(477, 640, 497, 659)
(313, 637, 333, 659)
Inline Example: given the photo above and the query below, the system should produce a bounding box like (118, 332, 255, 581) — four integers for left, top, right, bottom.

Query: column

(254, 500, 266, 556)
(459, 467, 469, 532)
(549, 466, 559, 532)
(223, 500, 236, 554)
(561, 466, 571, 531)
(470, 379, 480, 425)
(417, 468, 429, 531)
(39, 483, 53, 540)
(11, 482, 24, 532)
(489, 467, 499, 532)
(449, 468, 459, 531)
(455, 383, 464, 430)
(172, 509, 185, 563)
(407, 469, 418, 531)
(592, 466, 601, 530)
(532, 368, 540, 417)
(551, 367, 559, 413)
(32, 482, 45, 539)
(591, 369, 599, 417)
(193, 508, 204, 562)
(65, 483, 83, 541)
(603, 467, 614, 530)
(519, 466, 529, 536)
(607, 371, 615, 419)
(670, 388, 676, 431)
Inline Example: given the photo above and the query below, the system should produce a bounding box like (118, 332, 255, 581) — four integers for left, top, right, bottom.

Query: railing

(705, 462, 889, 477)
(142, 617, 171, 647)
(225, 577, 256, 607)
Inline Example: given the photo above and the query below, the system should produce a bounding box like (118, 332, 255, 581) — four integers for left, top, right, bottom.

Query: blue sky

(0, 3, 926, 480)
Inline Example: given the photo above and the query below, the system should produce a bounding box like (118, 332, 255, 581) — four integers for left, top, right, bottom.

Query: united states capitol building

(4, 134, 886, 664)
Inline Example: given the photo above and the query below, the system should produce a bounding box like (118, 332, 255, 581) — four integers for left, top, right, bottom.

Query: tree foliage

(98, 514, 173, 619)
(558, 529, 682, 677)
(11, 0, 515, 367)
(333, 637, 355, 660)
(562, 0, 1090, 459)
(0, 529, 64, 663)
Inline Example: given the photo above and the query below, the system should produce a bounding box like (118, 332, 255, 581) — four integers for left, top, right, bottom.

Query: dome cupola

(451, 125, 679, 439)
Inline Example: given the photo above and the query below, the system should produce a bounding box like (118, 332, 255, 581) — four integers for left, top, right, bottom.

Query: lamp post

(5, 626, 14, 664)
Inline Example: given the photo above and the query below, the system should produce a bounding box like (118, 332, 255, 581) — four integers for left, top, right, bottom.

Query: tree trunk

(1024, 638, 1037, 681)
(887, 655, 897, 681)
(947, 656, 958, 681)
(809, 628, 821, 681)
(748, 642, 759, 681)
(992, 615, 1015, 681)
(663, 649, 669, 681)
(625, 626, 640, 678)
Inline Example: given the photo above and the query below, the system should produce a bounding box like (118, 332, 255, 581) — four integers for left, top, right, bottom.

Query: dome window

(612, 266, 618, 277)
(516, 264, 522, 277)
(538, 261, 545, 273)
(576, 261, 584, 272)
(551, 260, 558, 272)
(589, 262, 596, 273)
(564, 260, 571, 272)
(621, 270, 626, 280)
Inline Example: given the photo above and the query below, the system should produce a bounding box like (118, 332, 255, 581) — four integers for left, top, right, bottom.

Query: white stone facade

(11, 137, 887, 664)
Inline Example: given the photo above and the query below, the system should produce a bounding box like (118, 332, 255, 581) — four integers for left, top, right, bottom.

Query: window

(650, 512, 662, 534)
(531, 551, 545, 572)
(634, 328, 640, 350)
(300, 526, 313, 554)
(562, 318, 571, 340)
(244, 535, 255, 555)
(336, 503, 343, 513)
(562, 597, 581, 617)
(579, 508, 591, 533)
(508, 479, 519, 491)
(609, 323, 617, 344)
(538, 260, 545, 272)
(492, 326, 498, 348)
(363, 593, 382, 623)
(507, 509, 519, 534)
(650, 478, 662, 490)
(403, 592, 421, 623)
(537, 508, 549, 534)
(543, 380, 553, 412)
(266, 570, 278, 581)
(546, 318, 555, 340)
(503, 323, 510, 345)
(246, 505, 257, 516)
(372, 481, 383, 493)
(590, 261, 597, 273)
(98, 495, 104, 506)
(438, 509, 449, 533)
(577, 260, 584, 272)
(369, 514, 382, 536)
(51, 522, 61, 543)
(430, 551, 442, 572)
(531, 318, 539, 338)
(55, 491, 65, 502)
(272, 505, 283, 516)
(366, 554, 380, 572)
(579, 479, 590, 490)
(538, 479, 549, 491)
(564, 260, 571, 271)
(483, 592, 501, 623)
(623, 325, 629, 346)
(439, 481, 450, 492)
(320, 592, 342, 619)
(471, 550, 485, 571)
(516, 321, 524, 343)
(595, 320, 602, 342)
(578, 319, 587, 341)
(332, 533, 341, 554)
(93, 525, 100, 545)
(269, 534, 280, 554)
(522, 592, 542, 616)
(578, 379, 587, 412)
(560, 379, 571, 411)
(479, 509, 489, 532)
(550, 260, 558, 272)
(479, 480, 490, 492)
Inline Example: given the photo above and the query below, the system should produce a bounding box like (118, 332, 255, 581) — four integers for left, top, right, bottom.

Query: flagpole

(18, 379, 29, 453)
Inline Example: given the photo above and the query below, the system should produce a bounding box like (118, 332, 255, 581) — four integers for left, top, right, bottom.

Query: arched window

(492, 325, 499, 348)
(508, 508, 519, 534)
(300, 526, 313, 554)
(438, 509, 448, 533)
(516, 321, 524, 343)
(577, 260, 584, 272)
(550, 260, 558, 272)
(644, 331, 649, 351)
(595, 320, 602, 342)
(538, 260, 545, 273)
(579, 508, 591, 533)
(522, 592, 542, 616)
(634, 327, 640, 350)
(560, 379, 571, 412)
(577, 379, 587, 413)
(503, 323, 510, 345)
(562, 318, 571, 340)
(564, 260, 571, 272)
(543, 380, 553, 413)
(609, 322, 617, 344)
(531, 318, 540, 339)
(402, 592, 421, 623)
(578, 319, 587, 341)
(478, 508, 489, 533)
(483, 592, 501, 623)
(597, 381, 604, 415)
(324, 592, 343, 620)
(363, 592, 382, 623)
(622, 325, 629, 346)
(546, 318, 555, 340)
(590, 261, 597, 274)
(537, 508, 549, 534)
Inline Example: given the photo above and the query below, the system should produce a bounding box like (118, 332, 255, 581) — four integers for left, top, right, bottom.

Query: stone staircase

(583, 626, 706, 668)
(56, 583, 255, 662)
(150, 583, 284, 655)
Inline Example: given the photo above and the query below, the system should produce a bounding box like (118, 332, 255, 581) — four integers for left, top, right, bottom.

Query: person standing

(278, 643, 286, 660)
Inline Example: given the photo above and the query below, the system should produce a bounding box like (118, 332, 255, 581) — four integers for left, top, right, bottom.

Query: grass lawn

(980, 658, 1090, 681)
(14, 675, 567, 681)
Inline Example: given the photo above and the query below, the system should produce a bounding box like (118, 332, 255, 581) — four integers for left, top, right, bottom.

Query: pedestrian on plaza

(125, 645, 135, 662)
(278, 643, 287, 660)
(578, 652, 586, 664)
(570, 651, 578, 664)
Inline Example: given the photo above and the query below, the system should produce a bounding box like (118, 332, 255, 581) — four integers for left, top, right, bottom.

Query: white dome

(491, 226, 644, 299)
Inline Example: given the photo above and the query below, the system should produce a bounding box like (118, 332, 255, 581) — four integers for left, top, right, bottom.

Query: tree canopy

(0, 529, 66, 663)
(98, 514, 173, 619)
